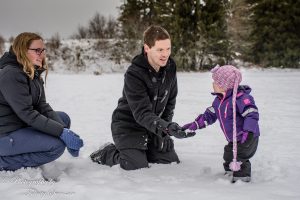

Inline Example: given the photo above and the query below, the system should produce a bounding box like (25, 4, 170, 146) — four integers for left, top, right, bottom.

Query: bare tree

(8, 36, 14, 44)
(88, 12, 106, 38)
(71, 25, 89, 39)
(47, 33, 61, 51)
(0, 35, 5, 55)
(71, 12, 118, 39)
(105, 16, 118, 38)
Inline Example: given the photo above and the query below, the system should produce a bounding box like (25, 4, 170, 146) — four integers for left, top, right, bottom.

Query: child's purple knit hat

(211, 65, 242, 91)
(211, 64, 243, 172)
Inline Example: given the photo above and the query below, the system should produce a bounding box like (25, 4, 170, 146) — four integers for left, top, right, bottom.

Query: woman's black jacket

(0, 52, 65, 137)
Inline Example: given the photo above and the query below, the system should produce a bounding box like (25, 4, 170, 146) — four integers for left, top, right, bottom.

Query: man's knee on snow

(119, 148, 148, 170)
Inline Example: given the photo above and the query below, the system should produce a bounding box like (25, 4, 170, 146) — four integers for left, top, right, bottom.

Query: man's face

(144, 39, 171, 70)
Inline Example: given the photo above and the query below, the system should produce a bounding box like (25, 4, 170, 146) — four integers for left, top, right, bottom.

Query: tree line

(1, 0, 299, 69)
(117, 0, 299, 69)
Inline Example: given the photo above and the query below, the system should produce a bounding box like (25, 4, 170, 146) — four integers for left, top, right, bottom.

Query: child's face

(213, 82, 225, 94)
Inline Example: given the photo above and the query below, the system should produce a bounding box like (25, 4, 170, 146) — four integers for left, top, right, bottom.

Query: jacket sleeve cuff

(243, 118, 259, 134)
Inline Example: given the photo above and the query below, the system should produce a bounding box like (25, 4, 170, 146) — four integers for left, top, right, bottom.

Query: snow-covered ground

(46, 39, 129, 74)
(1, 69, 300, 200)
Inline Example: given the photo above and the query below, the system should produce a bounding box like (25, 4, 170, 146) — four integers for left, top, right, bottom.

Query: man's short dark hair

(143, 25, 170, 48)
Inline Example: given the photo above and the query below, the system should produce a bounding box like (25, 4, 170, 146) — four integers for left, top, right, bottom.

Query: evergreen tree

(119, 0, 158, 40)
(247, 0, 300, 68)
(169, 0, 202, 71)
(118, 0, 232, 70)
(117, 0, 161, 60)
(226, 0, 252, 60)
(119, 0, 143, 40)
(158, 0, 231, 70)
(199, 0, 231, 69)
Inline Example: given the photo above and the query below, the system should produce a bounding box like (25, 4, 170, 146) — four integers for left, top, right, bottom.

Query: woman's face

(27, 39, 46, 68)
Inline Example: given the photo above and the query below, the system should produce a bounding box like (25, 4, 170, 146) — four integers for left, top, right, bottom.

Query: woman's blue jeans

(0, 111, 70, 171)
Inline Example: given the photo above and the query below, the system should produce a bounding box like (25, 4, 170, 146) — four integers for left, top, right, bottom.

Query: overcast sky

(0, 0, 122, 39)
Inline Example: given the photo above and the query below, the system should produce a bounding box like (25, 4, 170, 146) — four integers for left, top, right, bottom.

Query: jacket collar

(132, 47, 170, 74)
(34, 66, 46, 78)
(0, 51, 21, 69)
(211, 85, 252, 99)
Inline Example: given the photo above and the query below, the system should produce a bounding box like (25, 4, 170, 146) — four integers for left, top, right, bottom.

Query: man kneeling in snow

(90, 25, 194, 170)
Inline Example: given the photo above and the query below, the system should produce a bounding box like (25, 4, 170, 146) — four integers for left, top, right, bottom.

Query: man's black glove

(167, 122, 196, 139)
(153, 134, 174, 152)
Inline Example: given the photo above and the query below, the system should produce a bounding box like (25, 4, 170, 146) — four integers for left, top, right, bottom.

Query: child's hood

(238, 85, 252, 95)
(211, 85, 252, 99)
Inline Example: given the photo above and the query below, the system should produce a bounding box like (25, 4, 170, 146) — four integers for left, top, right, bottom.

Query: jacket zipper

(218, 92, 230, 141)
(32, 78, 42, 104)
(160, 90, 168, 103)
(224, 102, 229, 118)
(154, 89, 159, 114)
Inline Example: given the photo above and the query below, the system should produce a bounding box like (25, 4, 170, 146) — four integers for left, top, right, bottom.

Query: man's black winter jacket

(111, 52, 178, 150)
(0, 51, 65, 137)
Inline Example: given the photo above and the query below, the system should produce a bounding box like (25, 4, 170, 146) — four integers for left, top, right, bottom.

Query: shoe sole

(231, 176, 251, 183)
(90, 142, 114, 162)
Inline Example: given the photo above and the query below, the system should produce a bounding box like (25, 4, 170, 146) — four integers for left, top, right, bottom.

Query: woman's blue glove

(67, 148, 80, 157)
(60, 128, 84, 157)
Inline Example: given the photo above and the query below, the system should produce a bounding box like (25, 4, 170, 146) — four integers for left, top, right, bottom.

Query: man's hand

(167, 122, 196, 139)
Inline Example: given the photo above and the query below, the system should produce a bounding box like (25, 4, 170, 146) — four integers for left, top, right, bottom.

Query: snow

(46, 39, 129, 74)
(1, 69, 300, 200)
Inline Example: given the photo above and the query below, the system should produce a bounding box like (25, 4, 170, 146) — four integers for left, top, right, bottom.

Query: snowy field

(1, 69, 300, 200)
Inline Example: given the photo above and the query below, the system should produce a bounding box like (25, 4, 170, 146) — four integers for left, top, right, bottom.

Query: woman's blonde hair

(12, 32, 48, 80)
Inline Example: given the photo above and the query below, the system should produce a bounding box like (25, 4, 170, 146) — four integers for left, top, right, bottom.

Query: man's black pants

(101, 139, 180, 170)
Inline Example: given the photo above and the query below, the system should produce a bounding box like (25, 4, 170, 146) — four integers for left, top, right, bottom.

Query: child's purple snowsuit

(201, 85, 259, 142)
